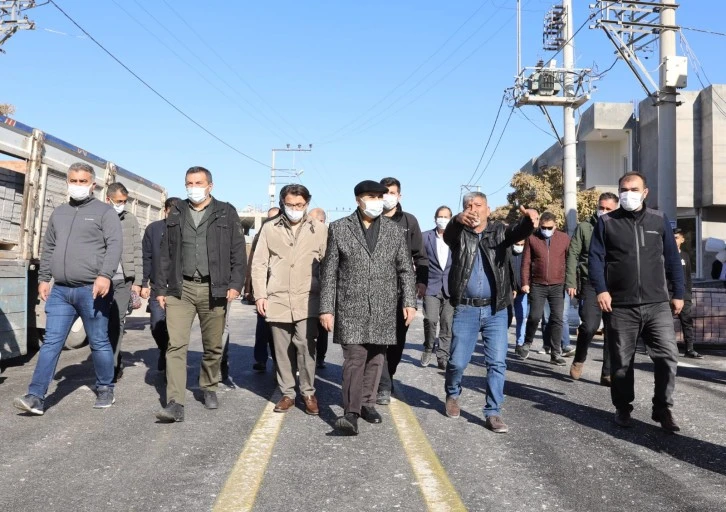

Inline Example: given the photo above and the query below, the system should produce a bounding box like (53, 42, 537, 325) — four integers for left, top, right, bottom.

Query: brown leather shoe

(303, 394, 319, 415)
(569, 362, 584, 380)
(445, 396, 460, 418)
(652, 408, 680, 432)
(273, 396, 295, 413)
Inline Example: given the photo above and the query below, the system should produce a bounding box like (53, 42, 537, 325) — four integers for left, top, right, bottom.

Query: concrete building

(520, 84, 726, 278)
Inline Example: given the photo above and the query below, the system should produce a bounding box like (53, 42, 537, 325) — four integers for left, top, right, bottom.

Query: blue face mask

(540, 228, 554, 238)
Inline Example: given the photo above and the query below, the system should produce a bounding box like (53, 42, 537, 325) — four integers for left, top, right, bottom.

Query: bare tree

(0, 103, 16, 116)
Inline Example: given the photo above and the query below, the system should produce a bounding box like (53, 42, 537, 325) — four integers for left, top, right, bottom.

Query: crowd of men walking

(13, 163, 699, 436)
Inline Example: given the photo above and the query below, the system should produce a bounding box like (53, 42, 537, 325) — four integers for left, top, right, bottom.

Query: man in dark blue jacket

(141, 197, 180, 373)
(421, 206, 453, 369)
(589, 172, 684, 432)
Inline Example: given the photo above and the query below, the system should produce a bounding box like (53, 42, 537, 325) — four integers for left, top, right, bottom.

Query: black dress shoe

(335, 412, 359, 435)
(156, 401, 184, 422)
(203, 391, 218, 410)
(361, 405, 382, 424)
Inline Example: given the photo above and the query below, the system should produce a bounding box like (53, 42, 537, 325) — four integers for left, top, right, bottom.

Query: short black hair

(107, 182, 129, 197)
(673, 227, 685, 236)
(165, 197, 181, 210)
(618, 171, 647, 189)
(279, 184, 311, 203)
(599, 192, 619, 203)
(540, 212, 556, 225)
(380, 177, 401, 192)
(435, 205, 452, 218)
(186, 166, 213, 184)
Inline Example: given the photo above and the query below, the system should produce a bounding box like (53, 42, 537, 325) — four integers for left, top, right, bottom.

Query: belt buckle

(192, 275, 203, 283)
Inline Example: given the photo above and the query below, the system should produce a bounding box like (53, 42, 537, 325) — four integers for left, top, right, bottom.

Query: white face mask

(68, 183, 93, 201)
(540, 228, 554, 238)
(285, 207, 305, 223)
(619, 191, 643, 212)
(361, 199, 384, 219)
(513, 245, 524, 254)
(111, 201, 125, 214)
(436, 217, 450, 230)
(382, 193, 398, 211)
(597, 209, 609, 217)
(187, 186, 209, 204)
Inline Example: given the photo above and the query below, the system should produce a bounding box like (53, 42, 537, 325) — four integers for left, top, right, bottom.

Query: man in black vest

(589, 172, 684, 432)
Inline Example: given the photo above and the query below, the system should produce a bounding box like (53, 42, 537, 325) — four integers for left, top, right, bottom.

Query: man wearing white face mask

(251, 184, 328, 415)
(589, 172, 684, 432)
(105, 182, 143, 382)
(320, 180, 416, 435)
(421, 206, 454, 369)
(13, 162, 122, 415)
(377, 177, 428, 405)
(154, 166, 246, 422)
(519, 211, 571, 365)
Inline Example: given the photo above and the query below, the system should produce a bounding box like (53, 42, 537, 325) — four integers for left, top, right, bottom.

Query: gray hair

(462, 191, 487, 209)
(68, 162, 95, 179)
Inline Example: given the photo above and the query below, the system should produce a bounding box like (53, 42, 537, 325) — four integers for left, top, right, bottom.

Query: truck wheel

(65, 317, 88, 349)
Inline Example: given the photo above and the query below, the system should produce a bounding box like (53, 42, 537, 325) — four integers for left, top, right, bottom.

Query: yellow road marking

(213, 393, 284, 512)
(389, 397, 468, 512)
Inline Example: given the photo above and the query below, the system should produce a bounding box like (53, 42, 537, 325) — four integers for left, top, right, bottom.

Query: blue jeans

(513, 293, 528, 346)
(445, 305, 509, 417)
(29, 284, 114, 398)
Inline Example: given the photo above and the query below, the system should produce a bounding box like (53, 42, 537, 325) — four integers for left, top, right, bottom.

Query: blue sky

(3, 0, 725, 228)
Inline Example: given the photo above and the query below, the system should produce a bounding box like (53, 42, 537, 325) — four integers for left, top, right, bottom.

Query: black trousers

(676, 299, 695, 352)
(342, 344, 387, 414)
(605, 302, 678, 413)
(573, 281, 611, 376)
(524, 284, 565, 356)
(377, 301, 408, 394)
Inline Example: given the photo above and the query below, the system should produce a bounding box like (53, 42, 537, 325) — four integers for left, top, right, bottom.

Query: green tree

(489, 166, 601, 230)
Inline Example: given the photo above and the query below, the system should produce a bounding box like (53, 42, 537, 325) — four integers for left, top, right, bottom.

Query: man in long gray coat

(320, 180, 416, 435)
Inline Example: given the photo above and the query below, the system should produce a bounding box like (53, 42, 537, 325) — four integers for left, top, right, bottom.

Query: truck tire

(65, 317, 88, 349)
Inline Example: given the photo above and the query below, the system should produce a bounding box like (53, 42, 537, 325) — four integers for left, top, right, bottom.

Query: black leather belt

(184, 275, 210, 283)
(458, 297, 492, 307)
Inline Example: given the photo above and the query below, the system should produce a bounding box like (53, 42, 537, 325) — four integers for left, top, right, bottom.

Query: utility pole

(0, 1, 36, 52)
(513, 1, 591, 235)
(591, 1, 686, 223)
(269, 144, 312, 207)
(562, 0, 577, 234)
(658, 0, 678, 223)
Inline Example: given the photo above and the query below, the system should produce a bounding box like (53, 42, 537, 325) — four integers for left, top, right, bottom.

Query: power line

(129, 0, 296, 144)
(471, 106, 515, 186)
(48, 0, 268, 168)
(108, 0, 290, 144)
(465, 94, 506, 187)
(514, 107, 557, 139)
(318, 1, 509, 144)
(681, 26, 726, 37)
(679, 32, 726, 118)
(320, 12, 517, 145)
(159, 0, 309, 143)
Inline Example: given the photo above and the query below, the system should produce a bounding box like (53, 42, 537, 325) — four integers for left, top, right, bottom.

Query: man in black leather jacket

(443, 192, 537, 433)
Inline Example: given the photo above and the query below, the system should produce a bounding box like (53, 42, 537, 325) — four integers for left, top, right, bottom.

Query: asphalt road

(1, 300, 725, 512)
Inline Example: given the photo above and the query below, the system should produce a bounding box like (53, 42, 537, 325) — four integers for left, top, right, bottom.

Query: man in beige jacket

(251, 184, 328, 415)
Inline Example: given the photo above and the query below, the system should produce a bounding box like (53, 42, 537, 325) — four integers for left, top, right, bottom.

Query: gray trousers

(269, 318, 318, 399)
(109, 278, 133, 372)
(423, 293, 453, 360)
(605, 302, 678, 413)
